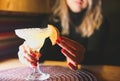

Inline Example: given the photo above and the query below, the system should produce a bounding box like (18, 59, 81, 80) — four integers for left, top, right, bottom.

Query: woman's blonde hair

(52, 0, 103, 37)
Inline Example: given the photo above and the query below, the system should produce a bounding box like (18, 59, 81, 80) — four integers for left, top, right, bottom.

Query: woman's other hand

(18, 42, 41, 68)
(56, 36, 85, 70)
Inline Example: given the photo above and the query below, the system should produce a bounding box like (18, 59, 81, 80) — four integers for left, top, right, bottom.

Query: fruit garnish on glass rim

(48, 24, 60, 45)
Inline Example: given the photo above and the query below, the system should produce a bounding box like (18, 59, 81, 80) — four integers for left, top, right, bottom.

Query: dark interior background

(102, 0, 120, 65)
(0, 0, 120, 65)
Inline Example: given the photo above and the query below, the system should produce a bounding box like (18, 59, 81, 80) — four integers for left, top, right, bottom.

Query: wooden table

(44, 61, 120, 81)
(82, 65, 120, 81)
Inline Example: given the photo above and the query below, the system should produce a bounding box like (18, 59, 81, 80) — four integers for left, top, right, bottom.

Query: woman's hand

(18, 42, 41, 68)
(56, 36, 85, 70)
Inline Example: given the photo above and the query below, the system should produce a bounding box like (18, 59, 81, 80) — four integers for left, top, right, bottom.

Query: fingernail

(68, 62, 72, 66)
(32, 63, 37, 68)
(68, 62, 78, 70)
(56, 36, 62, 43)
(61, 49, 66, 53)
(56, 39, 60, 43)
(30, 51, 36, 57)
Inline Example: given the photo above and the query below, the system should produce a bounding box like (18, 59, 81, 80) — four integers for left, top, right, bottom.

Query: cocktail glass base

(25, 72, 50, 80)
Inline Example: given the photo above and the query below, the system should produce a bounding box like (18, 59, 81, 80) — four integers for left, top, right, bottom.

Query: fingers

(61, 49, 79, 65)
(56, 37, 77, 57)
(57, 36, 84, 62)
(68, 62, 78, 70)
(30, 51, 41, 60)
(18, 42, 41, 68)
(56, 36, 85, 55)
(61, 49, 79, 70)
(56, 36, 85, 70)
(57, 36, 84, 50)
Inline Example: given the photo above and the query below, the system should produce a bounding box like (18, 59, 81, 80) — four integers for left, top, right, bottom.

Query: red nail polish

(68, 62, 72, 66)
(56, 36, 62, 43)
(68, 62, 78, 70)
(32, 63, 37, 68)
(30, 51, 36, 57)
(56, 39, 60, 43)
(61, 49, 66, 53)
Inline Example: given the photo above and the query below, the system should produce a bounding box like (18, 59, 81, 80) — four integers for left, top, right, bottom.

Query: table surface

(0, 59, 120, 81)
(44, 61, 120, 81)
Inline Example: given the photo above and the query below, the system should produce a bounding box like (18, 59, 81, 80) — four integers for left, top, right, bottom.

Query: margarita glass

(15, 27, 51, 80)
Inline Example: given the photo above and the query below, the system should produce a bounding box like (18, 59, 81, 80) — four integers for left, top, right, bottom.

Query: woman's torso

(39, 13, 109, 65)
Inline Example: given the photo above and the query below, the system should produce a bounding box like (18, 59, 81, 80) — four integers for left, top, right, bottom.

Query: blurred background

(0, 0, 119, 66)
(102, 0, 120, 65)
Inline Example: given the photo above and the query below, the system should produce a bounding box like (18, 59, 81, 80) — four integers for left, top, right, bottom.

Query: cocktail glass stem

(25, 62, 50, 80)
(34, 62, 43, 74)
